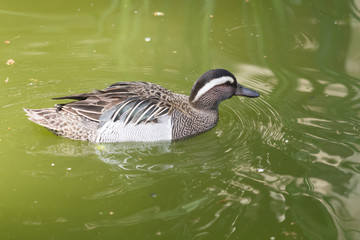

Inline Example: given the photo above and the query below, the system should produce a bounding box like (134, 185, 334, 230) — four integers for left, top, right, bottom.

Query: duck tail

(24, 108, 97, 141)
(24, 108, 58, 128)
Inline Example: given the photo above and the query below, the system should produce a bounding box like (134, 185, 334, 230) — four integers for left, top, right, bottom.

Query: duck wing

(54, 82, 173, 126)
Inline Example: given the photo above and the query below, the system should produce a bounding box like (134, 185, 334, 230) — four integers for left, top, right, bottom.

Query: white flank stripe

(192, 76, 234, 102)
(96, 114, 172, 142)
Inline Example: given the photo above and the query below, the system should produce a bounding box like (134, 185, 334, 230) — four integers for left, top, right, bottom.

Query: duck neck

(190, 97, 220, 111)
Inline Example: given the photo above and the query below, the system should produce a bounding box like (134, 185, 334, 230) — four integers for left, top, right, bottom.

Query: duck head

(189, 69, 260, 110)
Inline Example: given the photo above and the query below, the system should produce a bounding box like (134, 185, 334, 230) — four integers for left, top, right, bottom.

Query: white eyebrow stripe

(192, 76, 234, 102)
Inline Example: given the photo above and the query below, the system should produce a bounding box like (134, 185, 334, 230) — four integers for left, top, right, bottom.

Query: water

(1, 0, 360, 239)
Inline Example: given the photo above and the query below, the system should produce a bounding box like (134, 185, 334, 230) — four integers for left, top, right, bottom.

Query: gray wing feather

(53, 82, 173, 126)
(100, 99, 169, 126)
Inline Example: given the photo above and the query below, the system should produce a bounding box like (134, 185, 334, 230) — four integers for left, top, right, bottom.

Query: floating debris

(29, 78, 38, 83)
(257, 168, 265, 173)
(6, 59, 15, 65)
(5, 77, 9, 83)
(217, 198, 230, 204)
(153, 12, 164, 16)
(144, 37, 151, 42)
(28, 78, 39, 86)
(4, 35, 20, 44)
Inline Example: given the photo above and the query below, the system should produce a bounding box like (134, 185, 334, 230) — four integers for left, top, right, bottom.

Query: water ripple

(290, 28, 319, 51)
(83, 196, 211, 230)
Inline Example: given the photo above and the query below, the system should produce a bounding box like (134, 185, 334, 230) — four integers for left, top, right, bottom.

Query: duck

(24, 69, 260, 142)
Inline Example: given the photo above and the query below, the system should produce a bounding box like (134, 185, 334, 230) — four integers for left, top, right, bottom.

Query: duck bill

(235, 83, 260, 98)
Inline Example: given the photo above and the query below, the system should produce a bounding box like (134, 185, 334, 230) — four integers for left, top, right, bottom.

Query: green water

(1, 0, 360, 239)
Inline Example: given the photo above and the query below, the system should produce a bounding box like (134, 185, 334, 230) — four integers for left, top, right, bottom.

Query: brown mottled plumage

(25, 69, 260, 142)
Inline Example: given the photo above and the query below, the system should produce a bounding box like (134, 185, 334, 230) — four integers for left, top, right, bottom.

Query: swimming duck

(24, 69, 260, 142)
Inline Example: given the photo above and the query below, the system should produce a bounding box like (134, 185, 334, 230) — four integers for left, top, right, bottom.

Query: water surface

(1, 0, 360, 239)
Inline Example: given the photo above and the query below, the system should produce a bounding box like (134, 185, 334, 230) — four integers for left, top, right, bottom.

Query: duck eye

(226, 81, 232, 86)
